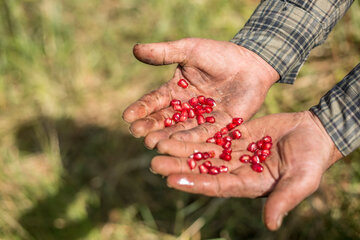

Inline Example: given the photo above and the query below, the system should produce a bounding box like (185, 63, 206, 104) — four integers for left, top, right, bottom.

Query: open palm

(123, 38, 279, 149)
(151, 111, 342, 230)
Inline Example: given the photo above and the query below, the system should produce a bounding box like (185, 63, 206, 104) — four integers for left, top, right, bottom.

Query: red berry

(188, 108, 196, 118)
(197, 95, 206, 104)
(220, 127, 228, 135)
(231, 130, 242, 139)
(203, 161, 212, 168)
(170, 99, 181, 107)
(220, 153, 231, 161)
(262, 142, 272, 150)
(164, 118, 174, 127)
(219, 165, 229, 173)
(250, 155, 260, 164)
(214, 132, 222, 139)
(223, 136, 232, 142)
(261, 149, 271, 156)
(177, 79, 188, 88)
(182, 102, 191, 110)
(223, 148, 232, 154)
(172, 112, 181, 122)
(208, 167, 220, 175)
(193, 152, 204, 161)
(203, 152, 210, 159)
(263, 136, 272, 143)
(199, 164, 208, 173)
(223, 141, 231, 149)
(257, 140, 264, 149)
(239, 154, 251, 163)
(209, 151, 215, 158)
(179, 110, 188, 122)
(232, 117, 243, 126)
(206, 137, 216, 143)
(189, 97, 199, 106)
(205, 98, 216, 106)
(206, 116, 215, 123)
(187, 158, 196, 170)
(215, 138, 225, 146)
(197, 115, 205, 125)
(204, 106, 213, 113)
(247, 142, 257, 152)
(173, 104, 182, 112)
(259, 155, 267, 162)
(251, 163, 264, 173)
(226, 123, 237, 131)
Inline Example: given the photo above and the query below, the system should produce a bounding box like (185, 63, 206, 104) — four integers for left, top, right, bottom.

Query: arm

(231, 0, 353, 84)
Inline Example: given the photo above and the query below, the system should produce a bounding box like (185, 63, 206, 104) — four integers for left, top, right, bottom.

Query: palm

(123, 38, 278, 148)
(151, 111, 341, 230)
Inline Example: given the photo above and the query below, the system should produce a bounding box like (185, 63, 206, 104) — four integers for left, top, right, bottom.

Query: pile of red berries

(169, 78, 273, 174)
(164, 79, 216, 127)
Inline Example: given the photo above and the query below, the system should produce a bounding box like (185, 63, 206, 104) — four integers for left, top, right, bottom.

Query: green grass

(0, 0, 360, 239)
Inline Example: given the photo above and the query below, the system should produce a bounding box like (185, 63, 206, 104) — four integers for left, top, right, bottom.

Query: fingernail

(276, 215, 283, 229)
(177, 177, 194, 186)
(149, 167, 157, 175)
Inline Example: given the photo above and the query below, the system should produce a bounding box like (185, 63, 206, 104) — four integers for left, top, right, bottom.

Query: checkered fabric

(310, 64, 360, 156)
(230, 0, 353, 84)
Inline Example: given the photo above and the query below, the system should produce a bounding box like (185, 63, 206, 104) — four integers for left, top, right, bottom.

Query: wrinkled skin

(150, 111, 343, 231)
(123, 38, 279, 149)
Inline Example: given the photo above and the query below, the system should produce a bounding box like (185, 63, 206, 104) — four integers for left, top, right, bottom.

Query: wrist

(306, 111, 343, 167)
(234, 44, 280, 88)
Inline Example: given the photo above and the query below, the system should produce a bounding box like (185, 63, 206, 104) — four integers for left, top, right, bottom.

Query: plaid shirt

(231, 0, 359, 155)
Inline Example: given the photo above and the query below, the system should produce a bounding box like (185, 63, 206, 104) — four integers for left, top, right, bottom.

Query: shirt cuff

(310, 63, 360, 156)
(230, 0, 353, 84)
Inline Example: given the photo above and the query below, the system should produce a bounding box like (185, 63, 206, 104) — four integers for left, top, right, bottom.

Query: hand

(123, 38, 279, 149)
(150, 111, 343, 230)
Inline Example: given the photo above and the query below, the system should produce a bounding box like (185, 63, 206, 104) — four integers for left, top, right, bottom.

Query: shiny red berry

(189, 97, 199, 106)
(188, 108, 195, 118)
(231, 130, 242, 139)
(239, 154, 251, 163)
(262, 142, 272, 150)
(170, 99, 181, 107)
(164, 118, 174, 127)
(263, 136, 272, 143)
(206, 137, 216, 143)
(251, 163, 264, 173)
(199, 164, 208, 173)
(232, 117, 243, 126)
(223, 148, 232, 154)
(208, 166, 220, 175)
(226, 123, 237, 131)
(193, 152, 204, 161)
(250, 155, 260, 164)
(203, 152, 210, 159)
(206, 116, 215, 123)
(261, 149, 271, 156)
(220, 127, 228, 135)
(173, 104, 182, 112)
(178, 79, 188, 88)
(219, 165, 229, 173)
(215, 138, 225, 146)
(182, 102, 191, 110)
(223, 136, 232, 142)
(204, 106, 213, 113)
(188, 158, 196, 170)
(220, 153, 231, 161)
(179, 110, 188, 122)
(197, 115, 205, 125)
(205, 98, 216, 106)
(257, 140, 264, 149)
(247, 142, 257, 152)
(197, 95, 206, 104)
(172, 112, 181, 122)
(223, 141, 231, 149)
(259, 155, 267, 162)
(203, 161, 212, 168)
(214, 132, 222, 139)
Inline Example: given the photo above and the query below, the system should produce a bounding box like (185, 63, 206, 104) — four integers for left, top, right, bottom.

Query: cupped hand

(123, 38, 279, 148)
(150, 111, 343, 230)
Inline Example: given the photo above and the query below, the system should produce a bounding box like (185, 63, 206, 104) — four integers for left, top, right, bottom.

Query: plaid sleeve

(310, 64, 360, 156)
(230, 0, 353, 84)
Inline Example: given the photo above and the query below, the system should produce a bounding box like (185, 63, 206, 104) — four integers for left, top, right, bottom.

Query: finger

(157, 139, 224, 157)
(151, 156, 235, 176)
(133, 39, 191, 66)
(170, 111, 233, 142)
(263, 171, 321, 231)
(123, 85, 172, 123)
(129, 106, 177, 138)
(167, 167, 266, 198)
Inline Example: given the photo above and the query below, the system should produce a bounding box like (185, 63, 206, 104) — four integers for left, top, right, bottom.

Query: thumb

(263, 171, 321, 231)
(133, 39, 191, 65)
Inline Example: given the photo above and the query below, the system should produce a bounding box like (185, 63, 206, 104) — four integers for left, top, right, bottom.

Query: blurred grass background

(0, 0, 360, 239)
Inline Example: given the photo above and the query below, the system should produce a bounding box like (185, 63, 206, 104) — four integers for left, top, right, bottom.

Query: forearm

(231, 0, 353, 84)
(310, 63, 360, 156)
